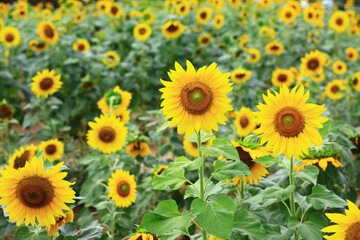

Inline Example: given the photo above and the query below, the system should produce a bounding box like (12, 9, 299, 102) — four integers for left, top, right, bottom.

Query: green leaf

(230, 209, 267, 240)
(211, 160, 251, 181)
(288, 212, 327, 240)
(35, 150, 43, 161)
(252, 155, 277, 165)
(165, 156, 204, 174)
(184, 178, 222, 200)
(246, 185, 296, 207)
(14, 227, 47, 240)
(187, 130, 214, 143)
(157, 121, 171, 132)
(306, 184, 347, 210)
(191, 195, 236, 239)
(201, 143, 240, 161)
(14, 227, 30, 240)
(151, 169, 187, 190)
(22, 112, 40, 129)
(293, 165, 319, 185)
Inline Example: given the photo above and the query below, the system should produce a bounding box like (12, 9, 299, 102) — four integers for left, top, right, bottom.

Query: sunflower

(46, 210, 74, 236)
(322, 200, 360, 240)
(346, 47, 358, 61)
(97, 86, 132, 115)
(108, 169, 137, 208)
(0, 26, 21, 47)
(279, 6, 297, 24)
(72, 39, 90, 53)
(154, 165, 169, 177)
(107, 3, 122, 18)
(13, 7, 28, 19)
(29, 39, 48, 51)
(228, 0, 240, 7)
(239, 34, 251, 48)
(300, 50, 326, 76)
(38, 139, 64, 162)
(126, 140, 151, 158)
(329, 11, 350, 33)
(129, 232, 159, 240)
(37, 21, 59, 45)
(350, 73, 360, 91)
(134, 23, 152, 41)
(142, 10, 155, 24)
(254, 85, 328, 159)
(176, 2, 190, 16)
(325, 80, 347, 100)
(102, 51, 120, 68)
(0, 102, 14, 122)
(271, 68, 294, 87)
(311, 73, 325, 83)
(235, 107, 256, 137)
(332, 61, 347, 75)
(116, 109, 130, 124)
(31, 69, 62, 98)
(162, 20, 184, 39)
(87, 114, 127, 154)
(259, 26, 275, 39)
(0, 156, 76, 226)
(198, 33, 211, 46)
(231, 68, 252, 84)
(265, 40, 284, 55)
(160, 61, 233, 136)
(196, 8, 212, 24)
(289, 67, 299, 79)
(246, 48, 261, 63)
(213, 13, 224, 29)
(9, 145, 37, 169)
(96, 1, 110, 13)
(183, 135, 215, 158)
(303, 7, 316, 23)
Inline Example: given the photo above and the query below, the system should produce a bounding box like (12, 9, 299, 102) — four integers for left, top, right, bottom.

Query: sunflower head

(196, 8, 213, 24)
(29, 39, 48, 51)
(332, 61, 347, 75)
(37, 20, 59, 45)
(162, 20, 184, 39)
(346, 47, 358, 61)
(325, 80, 347, 100)
(259, 26, 275, 39)
(350, 73, 360, 91)
(279, 5, 297, 24)
(0, 101, 14, 122)
(72, 39, 90, 53)
(183, 135, 215, 157)
(46, 209, 74, 236)
(154, 165, 169, 177)
(134, 23, 152, 41)
(265, 41, 284, 55)
(235, 107, 256, 137)
(329, 11, 350, 33)
(97, 86, 132, 115)
(107, 3, 123, 18)
(129, 232, 160, 240)
(126, 136, 152, 158)
(213, 13, 224, 29)
(108, 169, 137, 208)
(102, 51, 120, 67)
(0, 26, 21, 47)
(9, 145, 37, 169)
(31, 69, 62, 98)
(38, 139, 64, 162)
(198, 33, 211, 46)
(271, 68, 294, 87)
(245, 48, 261, 63)
(300, 50, 326, 75)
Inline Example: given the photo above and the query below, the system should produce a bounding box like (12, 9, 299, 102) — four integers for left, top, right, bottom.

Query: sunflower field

(1, 0, 360, 239)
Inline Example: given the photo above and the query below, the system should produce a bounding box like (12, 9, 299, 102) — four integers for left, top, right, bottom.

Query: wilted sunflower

(246, 48, 261, 63)
(126, 139, 151, 158)
(162, 20, 184, 39)
(0, 26, 21, 47)
(129, 232, 159, 240)
(254, 85, 328, 159)
(213, 13, 224, 29)
(37, 20, 59, 45)
(332, 61, 347, 75)
(346, 47, 358, 61)
(350, 73, 360, 91)
(102, 51, 120, 67)
(231, 68, 251, 84)
(329, 11, 349, 33)
(160, 61, 233, 136)
(279, 6, 297, 24)
(0, 157, 75, 226)
(325, 80, 347, 100)
(31, 69, 62, 98)
(97, 86, 132, 115)
(176, 2, 190, 16)
(265, 40, 284, 55)
(183, 135, 215, 157)
(29, 39, 48, 51)
(108, 169, 137, 208)
(196, 8, 213, 24)
(87, 114, 128, 154)
(107, 2, 122, 18)
(0, 102, 14, 122)
(271, 68, 294, 87)
(300, 50, 326, 76)
(154, 165, 169, 177)
(38, 139, 64, 162)
(134, 23, 152, 41)
(72, 39, 90, 53)
(322, 200, 360, 240)
(9, 145, 37, 169)
(235, 107, 256, 137)
(198, 33, 211, 46)
(46, 210, 74, 236)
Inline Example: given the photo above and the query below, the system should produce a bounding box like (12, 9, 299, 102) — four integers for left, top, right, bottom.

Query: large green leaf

(200, 138, 240, 161)
(184, 178, 223, 200)
(165, 156, 203, 174)
(211, 160, 252, 181)
(288, 212, 327, 240)
(230, 209, 267, 240)
(293, 165, 319, 185)
(151, 169, 187, 190)
(14, 227, 47, 240)
(306, 184, 347, 210)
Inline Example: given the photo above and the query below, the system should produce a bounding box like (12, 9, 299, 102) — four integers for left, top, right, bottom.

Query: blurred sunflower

(38, 139, 63, 163)
(254, 85, 328, 159)
(0, 157, 75, 226)
(311, 73, 325, 83)
(289, 67, 299, 79)
(198, 33, 211, 46)
(160, 61, 233, 136)
(97, 86, 132, 115)
(346, 47, 358, 61)
(259, 26, 275, 39)
(271, 68, 294, 87)
(183, 135, 215, 157)
(350, 73, 360, 91)
(29, 39, 48, 51)
(332, 61, 347, 75)
(329, 11, 350, 33)
(96, 1, 110, 13)
(300, 50, 326, 76)
(162, 20, 184, 39)
(142, 10, 155, 24)
(9, 145, 37, 169)
(0, 102, 14, 122)
(46, 210, 74, 236)
(108, 169, 137, 208)
(303, 7, 316, 23)
(102, 51, 120, 67)
(231, 68, 251, 84)
(325, 80, 347, 100)
(235, 107, 256, 137)
(107, 2, 122, 18)
(31, 69, 62, 98)
(72, 39, 90, 53)
(196, 8, 212, 24)
(134, 23, 152, 41)
(154, 165, 169, 177)
(116, 109, 130, 124)
(0, 26, 21, 47)
(176, 1, 190, 16)
(265, 40, 284, 55)
(246, 48, 261, 63)
(87, 114, 128, 154)
(37, 20, 59, 45)
(279, 6, 297, 24)
(213, 13, 224, 29)
(126, 139, 151, 158)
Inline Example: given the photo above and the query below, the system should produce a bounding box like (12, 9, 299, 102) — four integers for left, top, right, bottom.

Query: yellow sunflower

(289, 67, 299, 79)
(162, 20, 184, 39)
(142, 10, 155, 24)
(126, 140, 152, 158)
(311, 73, 325, 83)
(46, 210, 74, 236)
(322, 200, 360, 240)
(0, 102, 14, 122)
(108, 169, 137, 208)
(96, 1, 110, 13)
(254, 85, 328, 159)
(346, 47, 358, 61)
(198, 33, 211, 46)
(160, 60, 233, 136)
(245, 48, 261, 63)
(116, 109, 130, 124)
(107, 3, 122, 18)
(300, 50, 326, 76)
(9, 145, 37, 169)
(259, 26, 275, 39)
(72, 39, 90, 53)
(332, 61, 347, 75)
(213, 13, 224, 29)
(0, 26, 21, 47)
(303, 7, 316, 23)
(279, 6, 297, 24)
(154, 165, 169, 177)
(196, 8, 213, 24)
(0, 156, 75, 226)
(239, 34, 251, 48)
(87, 114, 127, 154)
(38, 139, 64, 162)
(271, 68, 294, 87)
(37, 21, 59, 45)
(265, 40, 284, 55)
(183, 136, 215, 158)
(31, 69, 62, 98)
(235, 107, 256, 137)
(231, 68, 252, 84)
(325, 80, 347, 100)
(329, 11, 350, 33)
(29, 39, 48, 51)
(350, 73, 360, 91)
(97, 86, 132, 115)
(102, 51, 120, 68)
(209, 235, 225, 240)
(134, 23, 152, 41)
(129, 233, 159, 240)
(176, 2, 190, 16)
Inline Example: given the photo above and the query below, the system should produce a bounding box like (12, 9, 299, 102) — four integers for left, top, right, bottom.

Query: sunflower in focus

(176, 1, 190, 16)
(46, 210, 74, 236)
(154, 165, 168, 177)
(126, 139, 151, 158)
(271, 68, 294, 87)
(160, 61, 233, 136)
(108, 169, 137, 208)
(9, 145, 37, 169)
(196, 8, 213, 24)
(231, 68, 251, 84)
(39, 139, 64, 162)
(87, 114, 128, 154)
(350, 73, 360, 91)
(346, 47, 358, 61)
(72, 39, 90, 53)
(0, 26, 21, 47)
(37, 21, 59, 45)
(325, 80, 347, 100)
(0, 101, 14, 122)
(97, 86, 132, 115)
(279, 6, 297, 24)
(300, 50, 326, 76)
(213, 13, 224, 29)
(329, 11, 350, 33)
(183, 135, 215, 158)
(332, 61, 347, 75)
(31, 69, 62, 98)
(265, 40, 284, 55)
(322, 200, 360, 240)
(0, 156, 75, 226)
(162, 20, 184, 39)
(29, 39, 48, 51)
(235, 107, 256, 137)
(134, 23, 152, 41)
(246, 48, 261, 63)
(107, 2, 122, 18)
(198, 33, 211, 46)
(102, 51, 120, 68)
(254, 85, 328, 159)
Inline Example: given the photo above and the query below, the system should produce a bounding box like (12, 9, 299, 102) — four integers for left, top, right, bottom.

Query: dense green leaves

(288, 212, 328, 240)
(244, 185, 296, 207)
(307, 184, 347, 210)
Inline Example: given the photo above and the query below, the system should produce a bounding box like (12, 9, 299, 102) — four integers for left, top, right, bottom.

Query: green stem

(109, 96, 116, 116)
(289, 156, 299, 240)
(110, 202, 119, 239)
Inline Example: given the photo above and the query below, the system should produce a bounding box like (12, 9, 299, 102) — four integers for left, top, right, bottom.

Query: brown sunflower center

(251, 54, 256, 59)
(270, 45, 279, 51)
(236, 73, 246, 79)
(285, 12, 292, 18)
(100, 4, 105, 10)
(278, 74, 288, 82)
(201, 37, 209, 44)
(111, 6, 118, 15)
(78, 43, 85, 51)
(240, 116, 249, 128)
(16, 176, 54, 208)
(35, 42, 46, 49)
(45, 144, 57, 155)
(353, 77, 359, 86)
(180, 82, 213, 115)
(348, 53, 354, 58)
(331, 85, 340, 93)
(336, 18, 343, 26)
(117, 180, 130, 197)
(337, 65, 342, 70)
(138, 27, 146, 35)
(191, 141, 208, 148)
(166, 24, 178, 33)
(133, 141, 141, 150)
(307, 58, 319, 70)
(308, 13, 313, 18)
(44, 25, 54, 38)
(345, 222, 360, 240)
(82, 81, 94, 90)
(40, 77, 54, 90)
(180, 6, 185, 12)
(274, 107, 305, 138)
(13, 150, 31, 169)
(0, 104, 13, 118)
(5, 33, 14, 42)
(99, 127, 116, 143)
(236, 146, 255, 169)
(200, 12, 207, 19)
(156, 167, 166, 176)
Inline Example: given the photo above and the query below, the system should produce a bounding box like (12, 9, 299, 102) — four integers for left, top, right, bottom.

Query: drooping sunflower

(0, 26, 21, 47)
(160, 61, 233, 136)
(108, 169, 137, 208)
(325, 80, 347, 100)
(196, 8, 213, 24)
(37, 21, 59, 45)
(350, 73, 360, 91)
(235, 107, 256, 137)
(31, 69, 62, 98)
(154, 165, 169, 177)
(107, 2, 122, 18)
(300, 50, 326, 76)
(134, 23, 152, 41)
(129, 232, 159, 240)
(176, 1, 190, 16)
(72, 39, 90, 53)
(213, 13, 224, 29)
(231, 68, 252, 84)
(162, 20, 184, 39)
(38, 139, 64, 162)
(254, 85, 328, 159)
(329, 11, 350, 33)
(346, 47, 358, 61)
(97, 86, 132, 115)
(259, 26, 275, 39)
(87, 114, 128, 154)
(116, 109, 130, 124)
(183, 135, 215, 158)
(126, 139, 152, 158)
(0, 102, 14, 122)
(279, 6, 297, 24)
(271, 68, 294, 87)
(321, 200, 360, 240)
(198, 33, 211, 46)
(303, 7, 316, 23)
(0, 156, 76, 226)
(332, 61, 347, 75)
(102, 51, 120, 68)
(265, 40, 284, 55)
(29, 39, 48, 51)
(45, 210, 74, 236)
(9, 145, 37, 169)
(246, 48, 261, 63)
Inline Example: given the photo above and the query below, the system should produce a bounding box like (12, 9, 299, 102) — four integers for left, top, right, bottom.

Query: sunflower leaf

(261, 185, 296, 207)
(200, 144, 240, 161)
(211, 160, 251, 181)
(287, 212, 327, 240)
(187, 130, 214, 143)
(157, 121, 171, 132)
(293, 165, 319, 185)
(165, 156, 204, 174)
(230, 209, 267, 240)
(306, 184, 347, 210)
(151, 169, 187, 190)
(252, 155, 277, 165)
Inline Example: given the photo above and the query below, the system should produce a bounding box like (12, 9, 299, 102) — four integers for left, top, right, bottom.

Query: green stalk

(289, 156, 299, 240)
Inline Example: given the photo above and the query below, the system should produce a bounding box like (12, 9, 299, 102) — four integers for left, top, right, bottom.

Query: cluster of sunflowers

(1, 0, 360, 239)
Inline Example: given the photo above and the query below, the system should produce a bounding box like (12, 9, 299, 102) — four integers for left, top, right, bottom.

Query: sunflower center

(105, 90, 122, 107)
(240, 116, 249, 128)
(117, 181, 130, 197)
(45, 144, 57, 155)
(201, 37, 209, 44)
(5, 33, 14, 42)
(353, 77, 359, 86)
(139, 28, 146, 35)
(156, 168, 166, 176)
(336, 18, 343, 26)
(331, 85, 340, 93)
(236, 146, 255, 169)
(274, 107, 305, 138)
(307, 58, 319, 70)
(166, 24, 178, 33)
(78, 43, 85, 51)
(348, 53, 354, 58)
(99, 127, 116, 143)
(308, 13, 313, 18)
(285, 12, 292, 18)
(251, 54, 256, 59)
(270, 45, 279, 51)
(0, 104, 13, 118)
(236, 73, 246, 79)
(278, 74, 288, 82)
(200, 12, 207, 19)
(13, 150, 31, 169)
(181, 82, 213, 115)
(44, 25, 54, 38)
(345, 222, 360, 240)
(191, 141, 207, 148)
(133, 141, 141, 150)
(36, 42, 46, 48)
(111, 6, 118, 15)
(16, 176, 54, 208)
(40, 77, 54, 90)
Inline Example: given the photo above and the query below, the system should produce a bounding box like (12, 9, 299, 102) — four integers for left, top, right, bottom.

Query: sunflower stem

(289, 156, 299, 240)
(109, 96, 116, 116)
